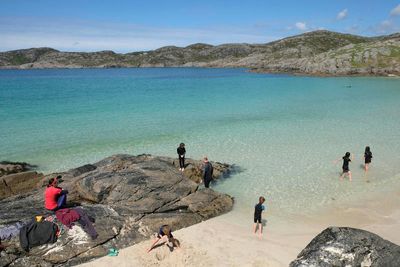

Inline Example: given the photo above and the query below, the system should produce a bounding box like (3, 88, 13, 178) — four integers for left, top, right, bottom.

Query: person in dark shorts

(253, 196, 266, 239)
(147, 225, 180, 253)
(364, 146, 373, 172)
(335, 152, 354, 181)
(177, 143, 186, 171)
(202, 157, 213, 188)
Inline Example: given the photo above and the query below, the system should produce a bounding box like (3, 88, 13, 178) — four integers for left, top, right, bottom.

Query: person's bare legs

(253, 223, 258, 234)
(365, 163, 369, 172)
(348, 171, 352, 181)
(258, 223, 263, 239)
(340, 172, 345, 180)
(170, 237, 181, 251)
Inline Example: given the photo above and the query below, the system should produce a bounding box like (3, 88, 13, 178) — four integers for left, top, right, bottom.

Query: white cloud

(381, 20, 391, 27)
(370, 19, 399, 34)
(337, 8, 348, 20)
(295, 22, 307, 31)
(0, 17, 281, 52)
(345, 25, 359, 34)
(390, 4, 400, 16)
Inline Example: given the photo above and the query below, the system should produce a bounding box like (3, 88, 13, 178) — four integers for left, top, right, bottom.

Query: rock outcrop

(0, 161, 42, 200)
(0, 154, 234, 266)
(290, 227, 400, 267)
(0, 161, 36, 177)
(1, 30, 399, 76)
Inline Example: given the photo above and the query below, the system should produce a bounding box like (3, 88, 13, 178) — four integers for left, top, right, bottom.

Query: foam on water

(1, 68, 399, 219)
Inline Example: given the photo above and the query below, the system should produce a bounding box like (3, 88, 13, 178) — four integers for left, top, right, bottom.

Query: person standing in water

(177, 143, 186, 171)
(253, 196, 266, 239)
(202, 157, 213, 188)
(364, 146, 373, 172)
(335, 152, 354, 181)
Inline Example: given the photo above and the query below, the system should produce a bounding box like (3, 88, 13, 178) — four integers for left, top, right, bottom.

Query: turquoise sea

(1, 68, 400, 219)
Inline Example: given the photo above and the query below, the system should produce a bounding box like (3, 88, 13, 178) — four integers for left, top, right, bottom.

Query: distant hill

(1, 30, 399, 76)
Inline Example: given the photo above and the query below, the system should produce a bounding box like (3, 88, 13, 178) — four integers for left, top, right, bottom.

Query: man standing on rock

(202, 157, 213, 188)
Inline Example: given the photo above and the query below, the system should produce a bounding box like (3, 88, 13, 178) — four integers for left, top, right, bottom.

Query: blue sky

(1, 0, 399, 52)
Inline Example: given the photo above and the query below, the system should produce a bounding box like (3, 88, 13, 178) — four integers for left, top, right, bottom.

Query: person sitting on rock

(44, 175, 68, 211)
(147, 225, 180, 253)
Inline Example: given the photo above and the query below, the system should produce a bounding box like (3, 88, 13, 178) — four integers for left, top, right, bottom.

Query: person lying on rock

(147, 225, 180, 253)
(44, 176, 68, 211)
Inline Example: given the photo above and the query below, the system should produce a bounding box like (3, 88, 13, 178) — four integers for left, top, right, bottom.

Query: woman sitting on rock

(44, 176, 68, 211)
(147, 225, 180, 253)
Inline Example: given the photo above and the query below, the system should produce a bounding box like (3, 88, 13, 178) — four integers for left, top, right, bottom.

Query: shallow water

(1, 68, 399, 219)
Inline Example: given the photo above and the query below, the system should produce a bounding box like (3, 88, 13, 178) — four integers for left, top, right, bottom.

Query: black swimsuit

(364, 152, 372, 164)
(254, 203, 263, 223)
(177, 147, 186, 169)
(342, 157, 351, 172)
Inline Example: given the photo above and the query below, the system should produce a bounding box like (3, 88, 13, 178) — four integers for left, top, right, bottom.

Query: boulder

(0, 161, 36, 177)
(0, 171, 44, 200)
(290, 227, 400, 267)
(0, 154, 234, 266)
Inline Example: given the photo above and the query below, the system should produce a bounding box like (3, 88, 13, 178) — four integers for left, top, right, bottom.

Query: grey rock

(0, 171, 44, 200)
(290, 227, 400, 267)
(0, 161, 36, 177)
(0, 154, 234, 266)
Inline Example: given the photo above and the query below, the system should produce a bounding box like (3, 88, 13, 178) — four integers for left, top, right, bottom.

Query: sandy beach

(79, 187, 400, 267)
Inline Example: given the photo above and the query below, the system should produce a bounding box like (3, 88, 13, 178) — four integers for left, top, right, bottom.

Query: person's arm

(147, 237, 161, 253)
(60, 189, 68, 195)
(54, 187, 63, 196)
(333, 157, 342, 164)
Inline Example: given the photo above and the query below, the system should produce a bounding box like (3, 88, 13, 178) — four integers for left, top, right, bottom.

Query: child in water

(335, 152, 354, 181)
(364, 146, 373, 172)
(253, 196, 266, 239)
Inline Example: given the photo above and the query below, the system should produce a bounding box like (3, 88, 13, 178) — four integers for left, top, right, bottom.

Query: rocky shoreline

(0, 154, 234, 266)
(1, 30, 399, 76)
(1, 155, 400, 266)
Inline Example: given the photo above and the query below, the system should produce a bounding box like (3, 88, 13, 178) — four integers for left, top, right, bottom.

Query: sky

(0, 0, 399, 52)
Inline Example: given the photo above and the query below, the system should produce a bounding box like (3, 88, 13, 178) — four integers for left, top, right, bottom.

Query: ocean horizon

(1, 67, 400, 220)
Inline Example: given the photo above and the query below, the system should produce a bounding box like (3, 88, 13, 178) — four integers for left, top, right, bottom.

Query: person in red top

(44, 176, 68, 211)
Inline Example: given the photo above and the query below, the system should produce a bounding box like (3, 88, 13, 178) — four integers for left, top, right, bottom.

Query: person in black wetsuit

(364, 146, 373, 172)
(335, 152, 354, 181)
(202, 157, 213, 188)
(147, 225, 180, 253)
(253, 196, 266, 239)
(177, 143, 186, 171)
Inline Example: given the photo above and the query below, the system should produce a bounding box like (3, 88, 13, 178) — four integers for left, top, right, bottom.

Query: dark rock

(69, 164, 97, 177)
(290, 227, 400, 267)
(0, 171, 44, 200)
(0, 154, 233, 266)
(0, 161, 36, 177)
